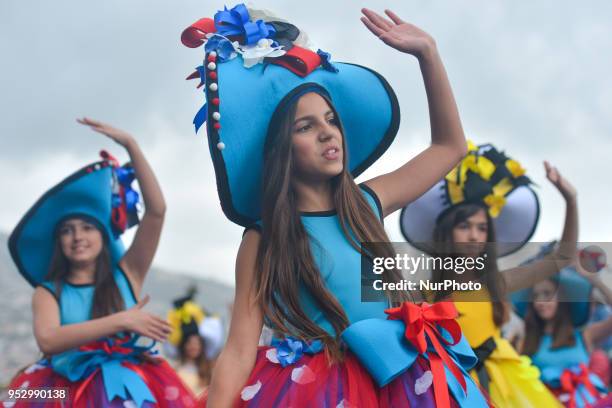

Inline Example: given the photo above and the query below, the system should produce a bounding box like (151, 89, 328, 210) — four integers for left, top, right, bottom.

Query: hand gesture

(77, 117, 135, 148)
(121, 295, 172, 342)
(360, 8, 435, 58)
(544, 161, 577, 202)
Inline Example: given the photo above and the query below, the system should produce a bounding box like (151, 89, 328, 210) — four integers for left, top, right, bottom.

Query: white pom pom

(217, 142, 225, 150)
(212, 112, 221, 121)
(209, 82, 218, 91)
(207, 62, 217, 70)
(209, 50, 217, 57)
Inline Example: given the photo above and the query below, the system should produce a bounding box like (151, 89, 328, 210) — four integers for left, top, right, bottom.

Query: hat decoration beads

(182, 3, 339, 151)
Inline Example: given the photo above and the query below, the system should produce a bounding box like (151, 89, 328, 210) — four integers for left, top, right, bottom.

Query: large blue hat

(400, 142, 540, 257)
(511, 242, 593, 326)
(8, 153, 140, 286)
(183, 4, 400, 226)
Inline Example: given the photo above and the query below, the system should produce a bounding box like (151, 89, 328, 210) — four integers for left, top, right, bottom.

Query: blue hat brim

(8, 162, 125, 286)
(203, 58, 400, 226)
(511, 267, 593, 326)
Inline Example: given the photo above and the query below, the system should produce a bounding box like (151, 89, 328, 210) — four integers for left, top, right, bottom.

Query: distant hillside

(0, 232, 234, 386)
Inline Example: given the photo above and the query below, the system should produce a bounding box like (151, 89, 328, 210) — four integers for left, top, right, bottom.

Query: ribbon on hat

(214, 4, 276, 45)
(205, 34, 239, 62)
(560, 364, 600, 408)
(52, 335, 157, 407)
(268, 45, 321, 77)
(506, 159, 526, 178)
(100, 150, 140, 236)
(181, 18, 216, 48)
(385, 302, 467, 408)
(448, 153, 496, 190)
(316, 49, 339, 73)
(168, 300, 205, 346)
(444, 141, 531, 218)
(483, 193, 506, 218)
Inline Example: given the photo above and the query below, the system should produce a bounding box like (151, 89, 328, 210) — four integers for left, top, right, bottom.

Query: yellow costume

(172, 362, 208, 396)
(454, 291, 562, 408)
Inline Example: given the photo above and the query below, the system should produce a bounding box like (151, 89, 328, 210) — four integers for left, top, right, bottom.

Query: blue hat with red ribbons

(8, 151, 140, 286)
(182, 3, 400, 226)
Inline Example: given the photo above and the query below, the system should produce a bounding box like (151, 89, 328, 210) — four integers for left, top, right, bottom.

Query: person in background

(4, 118, 196, 407)
(514, 246, 612, 407)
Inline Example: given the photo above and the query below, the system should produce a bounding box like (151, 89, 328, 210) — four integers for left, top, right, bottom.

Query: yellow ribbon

(483, 194, 506, 218)
(467, 140, 478, 152)
(167, 301, 206, 346)
(444, 141, 526, 217)
(445, 142, 496, 191)
(506, 159, 526, 178)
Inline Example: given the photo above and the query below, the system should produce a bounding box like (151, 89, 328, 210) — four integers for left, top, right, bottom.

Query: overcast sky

(1, 1, 611, 286)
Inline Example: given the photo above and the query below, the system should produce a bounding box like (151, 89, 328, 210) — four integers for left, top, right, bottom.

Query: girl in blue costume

(183, 3, 490, 407)
(515, 247, 612, 407)
(4, 119, 197, 407)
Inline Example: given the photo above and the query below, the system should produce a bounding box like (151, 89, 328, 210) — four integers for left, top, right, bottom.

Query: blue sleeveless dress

(233, 186, 490, 407)
(5, 268, 197, 408)
(532, 330, 610, 407)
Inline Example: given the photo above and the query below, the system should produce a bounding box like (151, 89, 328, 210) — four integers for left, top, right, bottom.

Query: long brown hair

(432, 203, 509, 327)
(522, 278, 576, 355)
(47, 219, 125, 319)
(255, 91, 408, 359)
(179, 333, 212, 387)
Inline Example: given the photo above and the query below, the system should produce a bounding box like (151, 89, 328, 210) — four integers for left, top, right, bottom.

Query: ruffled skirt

(3, 357, 197, 407)
(200, 346, 490, 407)
(470, 336, 563, 408)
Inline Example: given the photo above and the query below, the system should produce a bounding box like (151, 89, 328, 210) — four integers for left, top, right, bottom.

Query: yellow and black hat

(400, 141, 540, 257)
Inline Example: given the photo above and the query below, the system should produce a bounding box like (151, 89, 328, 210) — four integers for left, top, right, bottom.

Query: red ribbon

(269, 45, 322, 77)
(111, 183, 128, 233)
(99, 150, 119, 168)
(385, 302, 466, 408)
(560, 364, 599, 408)
(99, 150, 128, 234)
(79, 336, 134, 356)
(181, 18, 216, 48)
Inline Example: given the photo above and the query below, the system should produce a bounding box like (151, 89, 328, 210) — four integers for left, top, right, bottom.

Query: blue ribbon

(205, 34, 237, 62)
(51, 335, 157, 407)
(193, 102, 208, 133)
(270, 336, 323, 367)
(111, 166, 140, 232)
(316, 49, 339, 73)
(214, 4, 276, 45)
(115, 167, 139, 212)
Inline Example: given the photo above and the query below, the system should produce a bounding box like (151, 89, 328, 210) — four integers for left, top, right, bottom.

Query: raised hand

(77, 117, 135, 148)
(360, 8, 435, 58)
(544, 161, 577, 202)
(120, 295, 172, 342)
